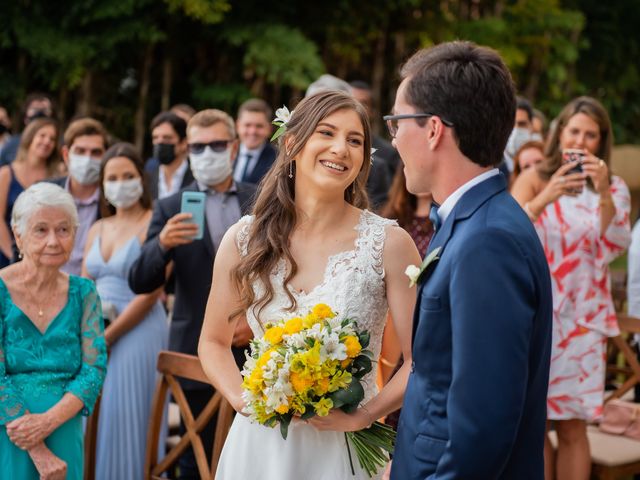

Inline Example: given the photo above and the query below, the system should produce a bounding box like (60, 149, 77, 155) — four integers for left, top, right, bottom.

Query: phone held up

(180, 191, 206, 240)
(562, 148, 585, 175)
(562, 148, 586, 194)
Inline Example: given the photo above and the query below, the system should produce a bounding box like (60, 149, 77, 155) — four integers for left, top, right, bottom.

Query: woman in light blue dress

(0, 182, 106, 480)
(82, 143, 168, 480)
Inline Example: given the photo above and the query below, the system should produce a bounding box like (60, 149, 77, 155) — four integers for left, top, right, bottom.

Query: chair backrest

(605, 315, 640, 402)
(83, 394, 101, 480)
(144, 351, 235, 480)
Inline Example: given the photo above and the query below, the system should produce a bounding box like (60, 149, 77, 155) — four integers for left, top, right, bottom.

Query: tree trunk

(77, 71, 94, 117)
(57, 85, 68, 125)
(134, 44, 154, 151)
(370, 30, 387, 135)
(161, 53, 172, 111)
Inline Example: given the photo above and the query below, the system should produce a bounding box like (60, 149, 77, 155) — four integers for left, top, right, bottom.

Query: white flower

(274, 106, 292, 125)
(320, 332, 348, 361)
(405, 265, 421, 287)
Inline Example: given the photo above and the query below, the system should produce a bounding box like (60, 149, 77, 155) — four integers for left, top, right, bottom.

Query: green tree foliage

(0, 0, 636, 149)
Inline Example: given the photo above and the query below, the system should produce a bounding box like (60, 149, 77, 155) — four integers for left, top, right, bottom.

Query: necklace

(23, 275, 57, 318)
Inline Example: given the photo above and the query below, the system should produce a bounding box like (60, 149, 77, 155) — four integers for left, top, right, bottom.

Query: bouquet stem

(345, 421, 395, 477)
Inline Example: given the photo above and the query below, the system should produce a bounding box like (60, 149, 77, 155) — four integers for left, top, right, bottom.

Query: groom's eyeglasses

(383, 113, 454, 138)
(188, 140, 232, 154)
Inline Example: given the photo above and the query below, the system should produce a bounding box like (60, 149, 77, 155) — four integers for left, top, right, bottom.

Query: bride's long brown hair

(231, 90, 372, 320)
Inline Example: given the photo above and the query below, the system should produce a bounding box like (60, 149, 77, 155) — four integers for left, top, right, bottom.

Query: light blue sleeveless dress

(85, 235, 168, 480)
(0, 275, 106, 480)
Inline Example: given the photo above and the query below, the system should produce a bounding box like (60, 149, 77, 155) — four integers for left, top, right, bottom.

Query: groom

(389, 42, 552, 479)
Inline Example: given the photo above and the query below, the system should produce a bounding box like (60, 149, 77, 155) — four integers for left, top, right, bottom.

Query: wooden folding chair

(83, 394, 101, 480)
(144, 351, 235, 480)
(590, 314, 640, 480)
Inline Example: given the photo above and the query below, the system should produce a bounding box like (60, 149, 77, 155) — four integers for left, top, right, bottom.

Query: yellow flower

(303, 313, 321, 329)
(264, 326, 284, 345)
(257, 348, 276, 368)
(290, 371, 314, 393)
(344, 336, 362, 358)
(312, 303, 336, 320)
(242, 368, 264, 394)
(291, 397, 307, 415)
(275, 403, 289, 414)
(329, 370, 352, 391)
(340, 358, 352, 369)
(314, 377, 330, 395)
(314, 398, 334, 416)
(283, 317, 303, 335)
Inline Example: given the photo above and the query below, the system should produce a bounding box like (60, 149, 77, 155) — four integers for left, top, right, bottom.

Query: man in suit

(49, 117, 108, 275)
(129, 109, 256, 479)
(232, 98, 277, 185)
(389, 41, 552, 479)
(148, 111, 194, 200)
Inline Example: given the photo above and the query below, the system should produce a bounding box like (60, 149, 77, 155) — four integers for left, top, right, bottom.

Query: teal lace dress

(0, 275, 107, 479)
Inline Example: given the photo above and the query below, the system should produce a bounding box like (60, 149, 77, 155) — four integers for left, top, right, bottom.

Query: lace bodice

(236, 210, 396, 401)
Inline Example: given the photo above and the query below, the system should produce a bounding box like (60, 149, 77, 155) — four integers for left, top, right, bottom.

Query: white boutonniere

(405, 246, 442, 287)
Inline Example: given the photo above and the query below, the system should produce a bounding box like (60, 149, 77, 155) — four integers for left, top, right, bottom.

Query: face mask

(189, 146, 232, 186)
(68, 153, 102, 185)
(103, 178, 144, 209)
(26, 110, 49, 123)
(153, 143, 176, 165)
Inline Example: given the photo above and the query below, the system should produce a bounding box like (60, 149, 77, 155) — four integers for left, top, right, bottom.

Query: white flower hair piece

(271, 105, 294, 142)
(370, 147, 377, 166)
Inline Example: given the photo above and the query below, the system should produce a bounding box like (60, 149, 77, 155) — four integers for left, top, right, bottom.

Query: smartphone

(180, 191, 206, 240)
(562, 148, 585, 175)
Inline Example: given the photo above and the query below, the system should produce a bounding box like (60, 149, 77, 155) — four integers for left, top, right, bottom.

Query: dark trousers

(177, 386, 217, 480)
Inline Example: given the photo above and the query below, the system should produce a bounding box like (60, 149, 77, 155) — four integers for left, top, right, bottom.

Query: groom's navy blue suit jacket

(391, 174, 552, 480)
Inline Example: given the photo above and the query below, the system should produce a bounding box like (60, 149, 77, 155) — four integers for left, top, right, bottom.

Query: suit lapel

(412, 173, 507, 342)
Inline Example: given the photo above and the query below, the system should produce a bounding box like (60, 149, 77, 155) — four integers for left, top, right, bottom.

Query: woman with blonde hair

(512, 96, 631, 480)
(199, 90, 420, 479)
(0, 118, 60, 267)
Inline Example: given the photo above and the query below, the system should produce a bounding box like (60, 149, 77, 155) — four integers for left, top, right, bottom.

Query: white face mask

(103, 178, 143, 209)
(68, 152, 101, 185)
(189, 146, 232, 186)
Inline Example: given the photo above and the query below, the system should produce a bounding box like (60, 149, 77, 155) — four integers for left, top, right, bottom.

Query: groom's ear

(427, 117, 446, 151)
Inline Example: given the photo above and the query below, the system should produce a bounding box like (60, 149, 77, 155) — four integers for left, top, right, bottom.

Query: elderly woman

(512, 96, 631, 480)
(0, 183, 107, 480)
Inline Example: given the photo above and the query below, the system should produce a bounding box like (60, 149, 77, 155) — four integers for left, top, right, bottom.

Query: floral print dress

(534, 176, 631, 420)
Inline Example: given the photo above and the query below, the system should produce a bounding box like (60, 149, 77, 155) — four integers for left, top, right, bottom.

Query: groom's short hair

(401, 41, 516, 168)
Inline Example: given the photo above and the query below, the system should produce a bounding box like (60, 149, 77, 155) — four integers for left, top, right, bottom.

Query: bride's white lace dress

(215, 210, 396, 480)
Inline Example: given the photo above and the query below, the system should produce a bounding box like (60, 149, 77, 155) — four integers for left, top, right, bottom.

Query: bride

(198, 90, 420, 479)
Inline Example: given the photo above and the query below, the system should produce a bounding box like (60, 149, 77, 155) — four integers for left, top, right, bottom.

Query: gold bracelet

(379, 356, 398, 368)
(524, 202, 539, 222)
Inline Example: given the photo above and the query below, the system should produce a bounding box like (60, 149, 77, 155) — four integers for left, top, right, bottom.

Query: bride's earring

(352, 182, 356, 194)
(289, 160, 294, 179)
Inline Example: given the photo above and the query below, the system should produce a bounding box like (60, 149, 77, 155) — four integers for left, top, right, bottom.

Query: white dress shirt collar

(437, 169, 500, 224)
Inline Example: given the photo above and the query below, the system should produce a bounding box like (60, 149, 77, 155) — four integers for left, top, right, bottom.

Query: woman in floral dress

(512, 96, 631, 480)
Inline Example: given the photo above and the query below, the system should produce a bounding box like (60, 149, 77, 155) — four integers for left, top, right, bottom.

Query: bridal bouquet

(241, 303, 395, 477)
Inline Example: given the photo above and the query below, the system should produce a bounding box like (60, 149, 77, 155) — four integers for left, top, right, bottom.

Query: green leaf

(279, 414, 292, 440)
(329, 378, 365, 411)
(358, 331, 370, 349)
